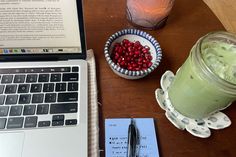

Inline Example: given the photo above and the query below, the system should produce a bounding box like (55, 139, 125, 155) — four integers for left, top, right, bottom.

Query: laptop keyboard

(0, 66, 79, 130)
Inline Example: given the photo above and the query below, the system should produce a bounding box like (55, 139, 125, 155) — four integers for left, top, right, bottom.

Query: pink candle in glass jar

(126, 0, 175, 29)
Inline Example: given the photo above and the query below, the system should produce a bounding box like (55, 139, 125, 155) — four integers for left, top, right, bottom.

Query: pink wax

(127, 0, 174, 29)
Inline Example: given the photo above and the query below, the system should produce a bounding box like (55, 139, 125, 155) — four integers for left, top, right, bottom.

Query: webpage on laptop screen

(0, 0, 82, 54)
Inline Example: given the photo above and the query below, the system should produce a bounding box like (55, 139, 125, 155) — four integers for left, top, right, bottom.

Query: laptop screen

(0, 0, 86, 59)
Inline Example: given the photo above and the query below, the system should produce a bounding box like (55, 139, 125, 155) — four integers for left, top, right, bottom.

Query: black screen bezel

(0, 0, 86, 61)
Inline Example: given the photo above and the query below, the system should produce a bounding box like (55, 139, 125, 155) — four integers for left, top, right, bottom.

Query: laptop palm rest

(0, 132, 25, 157)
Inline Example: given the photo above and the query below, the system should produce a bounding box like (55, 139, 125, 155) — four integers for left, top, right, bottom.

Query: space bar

(50, 103, 78, 114)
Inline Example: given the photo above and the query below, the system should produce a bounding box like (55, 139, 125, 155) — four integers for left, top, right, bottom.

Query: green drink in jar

(168, 31, 236, 119)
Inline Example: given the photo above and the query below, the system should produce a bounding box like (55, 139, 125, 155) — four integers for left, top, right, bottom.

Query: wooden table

(84, 0, 236, 156)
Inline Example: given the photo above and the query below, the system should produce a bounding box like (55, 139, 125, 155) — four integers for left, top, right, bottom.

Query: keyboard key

(52, 120, 64, 126)
(0, 67, 71, 74)
(36, 67, 71, 73)
(38, 121, 50, 127)
(1, 75, 13, 84)
(55, 83, 66, 92)
(33, 68, 48, 73)
(19, 94, 31, 104)
(0, 68, 24, 74)
(30, 84, 42, 93)
(50, 103, 77, 114)
(38, 74, 49, 82)
(36, 104, 49, 115)
(68, 82, 78, 91)
(0, 118, 7, 129)
(5, 95, 18, 105)
(24, 116, 37, 128)
(5, 85, 17, 94)
(0, 95, 5, 105)
(43, 83, 54, 92)
(34, 68, 53, 73)
(0, 85, 5, 94)
(0, 66, 82, 129)
(52, 115, 64, 121)
(28, 68, 37, 73)
(45, 93, 56, 103)
(7, 117, 24, 129)
(65, 119, 77, 125)
(14, 68, 25, 73)
(32, 94, 44, 103)
(26, 74, 38, 83)
(14, 75, 26, 83)
(58, 67, 71, 72)
(58, 92, 78, 102)
(23, 105, 36, 115)
(50, 74, 61, 82)
(62, 73, 78, 81)
(0, 106, 9, 116)
(9, 106, 23, 116)
(16, 68, 25, 73)
(18, 84, 30, 93)
(72, 67, 79, 72)
(0, 68, 21, 74)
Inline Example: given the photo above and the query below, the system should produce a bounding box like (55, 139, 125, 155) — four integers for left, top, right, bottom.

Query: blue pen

(127, 118, 138, 157)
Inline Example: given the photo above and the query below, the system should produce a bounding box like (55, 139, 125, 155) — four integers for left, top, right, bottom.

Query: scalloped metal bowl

(104, 29, 162, 79)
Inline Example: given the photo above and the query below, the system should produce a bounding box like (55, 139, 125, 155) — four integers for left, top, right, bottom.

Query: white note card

(105, 118, 159, 157)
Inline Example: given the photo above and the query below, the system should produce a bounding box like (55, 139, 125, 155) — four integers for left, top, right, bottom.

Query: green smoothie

(201, 41, 236, 84)
(168, 34, 236, 119)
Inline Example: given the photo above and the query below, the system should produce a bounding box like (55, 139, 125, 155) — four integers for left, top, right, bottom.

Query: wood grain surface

(204, 0, 236, 33)
(83, 0, 236, 157)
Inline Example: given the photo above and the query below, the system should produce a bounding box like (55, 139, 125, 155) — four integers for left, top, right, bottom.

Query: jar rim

(192, 31, 236, 94)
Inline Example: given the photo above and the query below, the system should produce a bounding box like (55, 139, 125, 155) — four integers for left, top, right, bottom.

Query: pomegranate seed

(118, 58, 122, 63)
(148, 62, 153, 67)
(128, 47, 133, 52)
(144, 45, 150, 50)
(147, 55, 153, 60)
(138, 58, 143, 62)
(138, 46, 142, 50)
(123, 39, 129, 44)
(115, 47, 119, 52)
(134, 41, 140, 46)
(143, 49, 148, 53)
(120, 61, 125, 66)
(134, 51, 140, 55)
(128, 43, 133, 47)
(132, 63, 137, 67)
(138, 62, 142, 65)
(128, 66, 133, 70)
(129, 52, 134, 56)
(114, 55, 119, 60)
(111, 39, 153, 71)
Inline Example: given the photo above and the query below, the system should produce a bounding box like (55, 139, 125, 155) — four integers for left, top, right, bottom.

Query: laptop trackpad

(0, 132, 24, 157)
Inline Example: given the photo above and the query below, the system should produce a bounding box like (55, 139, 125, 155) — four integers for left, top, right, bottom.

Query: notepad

(105, 118, 159, 157)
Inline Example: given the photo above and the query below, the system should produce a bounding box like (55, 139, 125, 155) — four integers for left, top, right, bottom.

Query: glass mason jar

(126, 0, 175, 29)
(168, 31, 236, 119)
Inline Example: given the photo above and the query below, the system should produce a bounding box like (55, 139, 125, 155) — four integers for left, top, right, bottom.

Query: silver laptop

(0, 0, 88, 157)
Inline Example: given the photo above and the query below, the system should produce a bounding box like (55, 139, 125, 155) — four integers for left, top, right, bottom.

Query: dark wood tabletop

(84, 0, 236, 157)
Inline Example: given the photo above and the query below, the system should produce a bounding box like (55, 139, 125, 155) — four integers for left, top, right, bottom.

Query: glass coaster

(155, 70, 231, 138)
